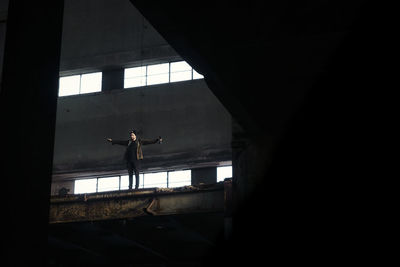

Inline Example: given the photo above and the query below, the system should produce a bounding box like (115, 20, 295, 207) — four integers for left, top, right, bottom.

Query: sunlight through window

(59, 72, 102, 96)
(74, 178, 97, 194)
(59, 75, 80, 96)
(193, 69, 204, 80)
(146, 63, 169, 86)
(97, 176, 119, 192)
(124, 66, 147, 88)
(168, 170, 191, 188)
(217, 166, 232, 182)
(170, 61, 192, 82)
(124, 61, 204, 89)
(143, 172, 167, 188)
(120, 174, 144, 189)
(80, 72, 102, 94)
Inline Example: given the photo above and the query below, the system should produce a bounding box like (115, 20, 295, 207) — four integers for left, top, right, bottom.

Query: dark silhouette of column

(0, 1, 64, 265)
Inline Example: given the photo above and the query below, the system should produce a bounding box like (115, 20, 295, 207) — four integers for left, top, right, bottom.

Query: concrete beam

(49, 181, 229, 224)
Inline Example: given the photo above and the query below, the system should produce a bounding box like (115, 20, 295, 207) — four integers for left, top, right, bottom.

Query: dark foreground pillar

(0, 1, 63, 265)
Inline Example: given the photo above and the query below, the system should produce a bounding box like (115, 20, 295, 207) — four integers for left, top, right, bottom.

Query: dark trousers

(127, 160, 140, 189)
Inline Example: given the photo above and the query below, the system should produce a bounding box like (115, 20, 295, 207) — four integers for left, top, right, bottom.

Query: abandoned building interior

(0, 0, 375, 266)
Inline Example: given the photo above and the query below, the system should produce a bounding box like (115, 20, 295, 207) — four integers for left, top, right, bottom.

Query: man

(107, 130, 162, 189)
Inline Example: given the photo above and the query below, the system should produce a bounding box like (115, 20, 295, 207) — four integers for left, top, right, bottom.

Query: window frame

(73, 169, 193, 194)
(217, 165, 233, 182)
(123, 60, 204, 89)
(59, 72, 102, 97)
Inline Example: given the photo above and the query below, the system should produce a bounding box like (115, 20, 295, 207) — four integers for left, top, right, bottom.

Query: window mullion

(145, 65, 148, 86)
(79, 74, 82, 95)
(168, 62, 171, 83)
(167, 171, 169, 188)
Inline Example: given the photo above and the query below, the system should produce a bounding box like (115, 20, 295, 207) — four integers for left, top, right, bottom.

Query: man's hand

(106, 138, 112, 142)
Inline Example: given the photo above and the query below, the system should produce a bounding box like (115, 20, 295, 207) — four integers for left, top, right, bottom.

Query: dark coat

(112, 138, 159, 160)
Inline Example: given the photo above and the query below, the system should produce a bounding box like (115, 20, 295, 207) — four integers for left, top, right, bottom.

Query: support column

(191, 167, 217, 185)
(102, 68, 124, 91)
(0, 1, 64, 265)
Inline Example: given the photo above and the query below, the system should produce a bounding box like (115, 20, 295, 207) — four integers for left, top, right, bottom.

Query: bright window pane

(147, 63, 169, 85)
(170, 61, 192, 82)
(144, 172, 167, 188)
(193, 69, 204, 79)
(121, 175, 129, 189)
(147, 73, 169, 85)
(139, 174, 144, 188)
(217, 166, 232, 182)
(124, 77, 146, 88)
(169, 170, 191, 188)
(80, 72, 102, 94)
(124, 66, 147, 88)
(125, 66, 146, 78)
(147, 63, 169, 75)
(59, 75, 80, 96)
(170, 61, 191, 72)
(170, 71, 192, 82)
(121, 174, 144, 189)
(74, 178, 97, 194)
(97, 176, 119, 192)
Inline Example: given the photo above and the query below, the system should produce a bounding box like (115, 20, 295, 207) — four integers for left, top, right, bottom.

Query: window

(73, 166, 225, 194)
(59, 72, 102, 97)
(146, 63, 169, 86)
(193, 69, 204, 79)
(168, 170, 191, 188)
(120, 174, 144, 189)
(143, 172, 168, 188)
(74, 178, 97, 194)
(217, 166, 232, 182)
(124, 66, 147, 88)
(120, 175, 129, 190)
(59, 75, 80, 96)
(97, 176, 120, 192)
(124, 61, 204, 89)
(170, 61, 192, 82)
(80, 72, 102, 94)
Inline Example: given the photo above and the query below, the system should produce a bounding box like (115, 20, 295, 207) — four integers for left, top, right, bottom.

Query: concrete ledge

(49, 182, 228, 224)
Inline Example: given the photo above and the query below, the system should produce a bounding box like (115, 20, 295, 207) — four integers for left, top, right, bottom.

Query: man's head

(130, 130, 137, 141)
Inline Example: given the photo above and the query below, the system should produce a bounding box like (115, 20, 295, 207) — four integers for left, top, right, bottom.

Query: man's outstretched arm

(106, 138, 129, 146)
(141, 137, 162, 145)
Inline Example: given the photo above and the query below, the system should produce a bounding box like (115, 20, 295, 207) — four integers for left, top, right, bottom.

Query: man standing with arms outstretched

(107, 130, 162, 189)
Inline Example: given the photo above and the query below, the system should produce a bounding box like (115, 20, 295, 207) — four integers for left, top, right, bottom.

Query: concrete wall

(53, 79, 232, 180)
(60, 0, 179, 75)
